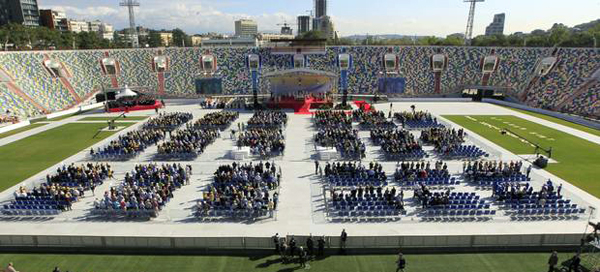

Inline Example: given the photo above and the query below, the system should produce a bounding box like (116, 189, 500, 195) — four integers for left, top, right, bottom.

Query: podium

(230, 147, 250, 160)
(317, 146, 338, 160)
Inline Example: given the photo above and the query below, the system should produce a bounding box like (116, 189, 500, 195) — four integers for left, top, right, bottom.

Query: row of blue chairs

(512, 208, 585, 216)
(473, 174, 530, 183)
(91, 208, 158, 218)
(198, 209, 270, 218)
(1, 205, 61, 216)
(384, 150, 428, 160)
(334, 209, 405, 220)
(425, 209, 497, 217)
(502, 197, 568, 205)
(510, 203, 578, 210)
(91, 150, 141, 161)
(443, 145, 489, 159)
(403, 120, 444, 129)
(401, 180, 461, 187)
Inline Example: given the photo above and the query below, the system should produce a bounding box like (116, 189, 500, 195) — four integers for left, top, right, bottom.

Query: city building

(258, 33, 294, 42)
(315, 0, 327, 18)
(297, 15, 311, 35)
(281, 25, 293, 35)
(39, 9, 68, 31)
(485, 13, 506, 36)
(99, 23, 114, 41)
(234, 19, 258, 38)
(0, 0, 40, 26)
(68, 19, 89, 33)
(315, 16, 336, 40)
(88, 20, 101, 32)
(191, 35, 203, 47)
(159, 32, 173, 47)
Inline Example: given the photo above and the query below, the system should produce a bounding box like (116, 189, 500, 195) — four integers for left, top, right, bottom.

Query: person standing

(272, 233, 280, 253)
(317, 236, 326, 257)
(289, 236, 297, 257)
(298, 246, 307, 268)
(306, 235, 315, 257)
(527, 164, 532, 179)
(340, 229, 348, 254)
(315, 160, 320, 175)
(396, 252, 406, 272)
(569, 253, 581, 272)
(548, 251, 558, 272)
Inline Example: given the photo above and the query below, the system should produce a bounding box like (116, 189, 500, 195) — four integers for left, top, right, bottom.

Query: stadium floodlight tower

(463, 0, 484, 46)
(120, 0, 140, 48)
(337, 48, 352, 107)
(246, 53, 261, 109)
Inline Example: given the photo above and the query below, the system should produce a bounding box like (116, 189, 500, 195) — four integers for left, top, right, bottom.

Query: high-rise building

(39, 9, 68, 31)
(297, 15, 311, 35)
(234, 19, 258, 38)
(317, 16, 336, 40)
(0, 0, 40, 27)
(315, 0, 327, 18)
(485, 13, 505, 36)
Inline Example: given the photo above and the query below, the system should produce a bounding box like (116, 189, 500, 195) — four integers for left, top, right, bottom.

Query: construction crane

(277, 20, 297, 35)
(463, 0, 485, 46)
(120, 0, 140, 48)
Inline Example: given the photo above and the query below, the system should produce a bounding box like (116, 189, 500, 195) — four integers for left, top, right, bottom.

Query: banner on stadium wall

(195, 78, 223, 94)
(378, 77, 406, 94)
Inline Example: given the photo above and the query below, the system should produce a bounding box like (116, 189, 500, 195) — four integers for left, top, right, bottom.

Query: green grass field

(0, 252, 569, 272)
(79, 116, 148, 121)
(0, 123, 47, 139)
(0, 123, 133, 192)
(500, 107, 600, 137)
(444, 115, 600, 197)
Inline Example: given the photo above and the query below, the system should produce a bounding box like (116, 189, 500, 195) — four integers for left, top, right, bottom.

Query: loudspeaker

(534, 157, 548, 168)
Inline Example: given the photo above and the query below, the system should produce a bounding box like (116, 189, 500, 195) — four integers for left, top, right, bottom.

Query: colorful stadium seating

(0, 46, 597, 118)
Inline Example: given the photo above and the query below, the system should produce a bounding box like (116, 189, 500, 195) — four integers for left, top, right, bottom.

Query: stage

(108, 100, 163, 113)
(266, 96, 333, 114)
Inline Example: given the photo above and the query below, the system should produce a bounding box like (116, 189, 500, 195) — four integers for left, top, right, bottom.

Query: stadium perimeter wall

(483, 99, 600, 130)
(0, 233, 582, 254)
(0, 120, 30, 134)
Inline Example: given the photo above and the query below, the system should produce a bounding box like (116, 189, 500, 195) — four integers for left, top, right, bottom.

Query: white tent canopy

(116, 85, 137, 99)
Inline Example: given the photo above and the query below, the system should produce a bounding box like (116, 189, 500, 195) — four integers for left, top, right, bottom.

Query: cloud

(41, 0, 295, 35)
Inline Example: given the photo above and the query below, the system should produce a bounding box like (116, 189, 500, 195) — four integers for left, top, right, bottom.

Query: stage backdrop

(378, 77, 406, 94)
(195, 78, 223, 94)
(269, 74, 333, 95)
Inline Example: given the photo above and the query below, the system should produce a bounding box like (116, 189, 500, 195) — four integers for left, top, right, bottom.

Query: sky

(39, 0, 600, 37)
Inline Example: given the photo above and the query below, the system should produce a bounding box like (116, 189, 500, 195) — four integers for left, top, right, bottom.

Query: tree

(148, 31, 162, 47)
(172, 28, 190, 47)
(297, 30, 325, 40)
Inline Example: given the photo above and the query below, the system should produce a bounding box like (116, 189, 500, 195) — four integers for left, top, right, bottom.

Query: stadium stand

(0, 83, 41, 118)
(0, 47, 598, 118)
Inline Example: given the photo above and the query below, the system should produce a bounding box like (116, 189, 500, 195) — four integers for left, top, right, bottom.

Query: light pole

(247, 54, 261, 109)
(337, 51, 352, 107)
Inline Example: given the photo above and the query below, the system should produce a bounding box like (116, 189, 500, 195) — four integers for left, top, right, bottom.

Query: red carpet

(353, 100, 373, 111)
(267, 97, 331, 114)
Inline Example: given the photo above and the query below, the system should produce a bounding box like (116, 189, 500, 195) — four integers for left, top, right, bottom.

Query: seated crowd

(195, 111, 239, 130)
(5, 164, 111, 214)
(330, 185, 405, 213)
(196, 161, 280, 218)
(371, 128, 424, 160)
(91, 129, 166, 160)
(247, 111, 288, 128)
(394, 111, 443, 129)
(420, 127, 486, 158)
(315, 127, 365, 159)
(463, 160, 528, 184)
(413, 184, 488, 213)
(156, 126, 219, 159)
(238, 128, 285, 157)
(91, 112, 193, 160)
(353, 110, 395, 129)
(93, 163, 190, 217)
(0, 114, 19, 124)
(314, 111, 352, 129)
(324, 161, 387, 186)
(142, 112, 193, 131)
(394, 161, 449, 183)
(200, 97, 228, 109)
